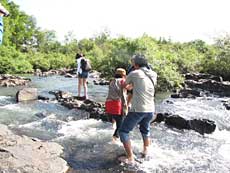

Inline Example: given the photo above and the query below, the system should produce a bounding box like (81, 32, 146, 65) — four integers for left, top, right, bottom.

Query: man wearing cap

(0, 2, 9, 45)
(119, 54, 157, 163)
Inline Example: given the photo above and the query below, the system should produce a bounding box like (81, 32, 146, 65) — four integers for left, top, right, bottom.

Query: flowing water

(0, 75, 230, 173)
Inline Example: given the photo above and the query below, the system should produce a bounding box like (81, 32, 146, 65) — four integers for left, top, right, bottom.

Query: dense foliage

(0, 0, 230, 91)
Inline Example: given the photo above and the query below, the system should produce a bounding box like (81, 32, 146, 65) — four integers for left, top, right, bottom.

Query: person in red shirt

(105, 68, 127, 141)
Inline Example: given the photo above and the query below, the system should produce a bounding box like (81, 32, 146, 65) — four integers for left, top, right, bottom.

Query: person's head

(75, 53, 82, 59)
(115, 68, 126, 78)
(130, 58, 135, 66)
(131, 54, 148, 69)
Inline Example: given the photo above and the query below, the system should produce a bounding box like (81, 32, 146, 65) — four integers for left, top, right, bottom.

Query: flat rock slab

(0, 124, 69, 173)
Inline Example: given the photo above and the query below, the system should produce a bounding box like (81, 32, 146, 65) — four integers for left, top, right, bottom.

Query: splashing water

(0, 75, 229, 172)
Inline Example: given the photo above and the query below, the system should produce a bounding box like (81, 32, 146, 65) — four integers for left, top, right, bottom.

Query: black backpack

(81, 58, 92, 72)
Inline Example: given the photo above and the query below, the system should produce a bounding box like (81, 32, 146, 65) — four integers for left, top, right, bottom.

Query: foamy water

(0, 76, 230, 172)
(158, 96, 230, 130)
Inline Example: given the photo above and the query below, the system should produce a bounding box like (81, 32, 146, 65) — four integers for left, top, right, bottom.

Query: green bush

(0, 46, 33, 73)
(0, 56, 14, 73)
(28, 53, 51, 71)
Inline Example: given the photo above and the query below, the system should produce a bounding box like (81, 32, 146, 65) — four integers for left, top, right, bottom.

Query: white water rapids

(0, 75, 229, 172)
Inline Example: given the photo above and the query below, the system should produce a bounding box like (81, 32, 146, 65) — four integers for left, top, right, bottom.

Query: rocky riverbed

(0, 72, 229, 172)
(0, 124, 69, 173)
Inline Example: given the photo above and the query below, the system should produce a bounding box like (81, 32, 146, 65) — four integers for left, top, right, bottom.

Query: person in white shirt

(0, 2, 9, 45)
(76, 53, 89, 100)
(119, 54, 157, 164)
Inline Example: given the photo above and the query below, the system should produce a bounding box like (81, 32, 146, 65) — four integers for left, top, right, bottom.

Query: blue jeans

(0, 16, 3, 45)
(119, 112, 154, 143)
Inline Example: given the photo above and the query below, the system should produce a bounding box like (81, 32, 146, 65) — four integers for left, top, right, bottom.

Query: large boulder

(189, 119, 216, 135)
(0, 124, 69, 173)
(153, 113, 216, 135)
(165, 115, 190, 130)
(16, 88, 38, 102)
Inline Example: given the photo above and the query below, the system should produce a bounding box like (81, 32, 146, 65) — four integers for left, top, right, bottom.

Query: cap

(115, 68, 126, 76)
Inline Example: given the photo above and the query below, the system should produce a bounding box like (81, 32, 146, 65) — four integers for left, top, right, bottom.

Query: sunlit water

(0, 75, 229, 172)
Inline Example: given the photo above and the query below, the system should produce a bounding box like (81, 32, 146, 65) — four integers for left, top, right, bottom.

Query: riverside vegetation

(1, 0, 230, 91)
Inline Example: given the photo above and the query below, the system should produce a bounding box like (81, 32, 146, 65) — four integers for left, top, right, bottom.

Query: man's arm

(0, 3, 10, 17)
(121, 77, 133, 90)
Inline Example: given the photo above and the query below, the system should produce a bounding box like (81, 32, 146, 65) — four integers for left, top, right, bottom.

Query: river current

(0, 75, 229, 172)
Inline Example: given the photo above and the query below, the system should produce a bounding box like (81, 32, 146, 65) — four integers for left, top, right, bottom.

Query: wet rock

(88, 70, 101, 79)
(50, 90, 73, 100)
(189, 119, 216, 135)
(61, 100, 80, 109)
(34, 112, 48, 119)
(0, 124, 69, 173)
(0, 74, 31, 87)
(16, 88, 38, 102)
(223, 100, 230, 110)
(48, 90, 217, 135)
(174, 73, 230, 97)
(171, 88, 200, 98)
(38, 95, 50, 101)
(185, 73, 223, 82)
(153, 112, 168, 123)
(185, 79, 230, 96)
(48, 90, 108, 122)
(34, 68, 76, 77)
(93, 79, 110, 85)
(165, 100, 174, 104)
(152, 113, 216, 135)
(165, 115, 191, 130)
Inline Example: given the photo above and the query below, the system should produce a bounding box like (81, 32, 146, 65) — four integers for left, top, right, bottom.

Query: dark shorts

(78, 71, 89, 78)
(127, 89, 133, 95)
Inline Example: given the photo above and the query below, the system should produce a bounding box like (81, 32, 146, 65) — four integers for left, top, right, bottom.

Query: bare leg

(123, 140, 135, 161)
(143, 137, 151, 155)
(112, 118, 116, 129)
(83, 78, 88, 99)
(78, 78, 83, 97)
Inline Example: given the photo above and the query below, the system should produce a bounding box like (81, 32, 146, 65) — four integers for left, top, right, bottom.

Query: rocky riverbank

(0, 74, 31, 87)
(0, 124, 69, 173)
(172, 73, 230, 98)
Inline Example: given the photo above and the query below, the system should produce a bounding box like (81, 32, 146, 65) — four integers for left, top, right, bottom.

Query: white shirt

(76, 57, 83, 74)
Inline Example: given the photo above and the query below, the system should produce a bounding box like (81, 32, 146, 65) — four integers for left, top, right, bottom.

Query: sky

(12, 0, 230, 43)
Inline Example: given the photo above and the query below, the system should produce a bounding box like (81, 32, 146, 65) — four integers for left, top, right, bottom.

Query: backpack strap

(140, 68, 155, 87)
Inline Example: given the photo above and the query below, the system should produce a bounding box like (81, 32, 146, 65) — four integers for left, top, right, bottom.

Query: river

(0, 75, 229, 172)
